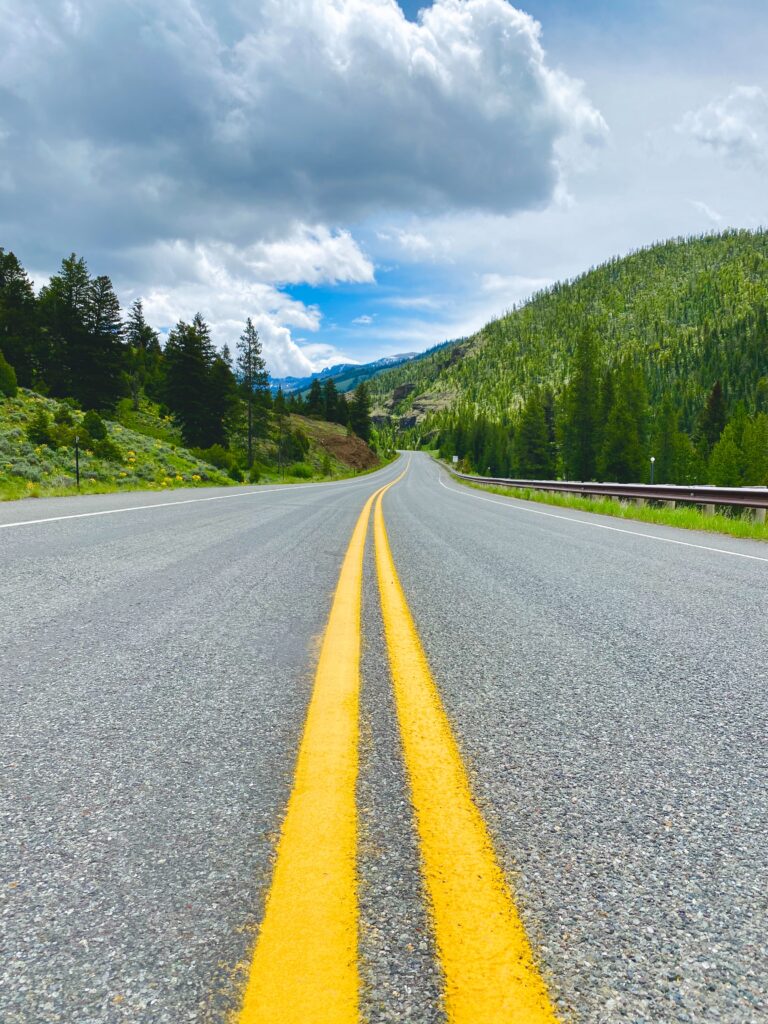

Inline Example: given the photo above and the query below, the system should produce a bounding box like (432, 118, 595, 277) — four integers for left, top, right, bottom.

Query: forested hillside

(0, 248, 382, 496)
(370, 230, 768, 485)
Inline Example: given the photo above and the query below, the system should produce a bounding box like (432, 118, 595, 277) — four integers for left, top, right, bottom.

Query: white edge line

(439, 473, 768, 565)
(0, 463, 403, 531)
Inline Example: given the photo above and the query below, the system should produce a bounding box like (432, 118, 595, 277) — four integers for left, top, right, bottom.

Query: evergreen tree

(335, 393, 350, 426)
(125, 299, 162, 408)
(0, 249, 39, 387)
(0, 348, 18, 397)
(561, 327, 601, 479)
(306, 377, 323, 417)
(699, 380, 727, 452)
(208, 353, 240, 447)
(82, 274, 125, 409)
(37, 253, 92, 399)
(599, 362, 648, 481)
(236, 317, 269, 467)
(516, 393, 554, 477)
(708, 424, 744, 485)
(741, 413, 768, 484)
(651, 398, 681, 484)
(163, 314, 221, 447)
(322, 378, 339, 422)
(349, 381, 372, 442)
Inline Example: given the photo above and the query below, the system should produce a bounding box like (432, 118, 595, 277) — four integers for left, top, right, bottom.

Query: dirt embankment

(316, 431, 378, 469)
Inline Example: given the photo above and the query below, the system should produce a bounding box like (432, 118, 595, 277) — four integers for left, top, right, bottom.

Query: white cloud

(384, 295, 442, 310)
(247, 226, 374, 286)
(689, 199, 723, 225)
(680, 86, 768, 167)
(352, 314, 375, 325)
(0, 0, 605, 373)
(480, 272, 553, 298)
(124, 238, 357, 376)
(0, 0, 605, 262)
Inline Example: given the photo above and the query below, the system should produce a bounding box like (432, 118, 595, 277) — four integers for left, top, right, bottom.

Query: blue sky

(2, 0, 767, 375)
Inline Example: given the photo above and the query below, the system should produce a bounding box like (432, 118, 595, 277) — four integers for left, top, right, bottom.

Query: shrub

(93, 437, 122, 462)
(248, 464, 261, 483)
(279, 428, 311, 463)
(191, 443, 234, 470)
(27, 409, 56, 446)
(288, 462, 313, 479)
(54, 404, 75, 426)
(228, 465, 244, 482)
(82, 410, 107, 441)
(49, 423, 77, 448)
(0, 350, 18, 398)
(321, 453, 333, 477)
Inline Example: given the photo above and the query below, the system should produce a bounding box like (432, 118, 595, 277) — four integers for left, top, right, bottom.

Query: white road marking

(439, 473, 768, 565)
(0, 467, 402, 532)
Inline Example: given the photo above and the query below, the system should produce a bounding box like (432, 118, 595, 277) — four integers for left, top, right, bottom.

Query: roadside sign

(452, 455, 459, 464)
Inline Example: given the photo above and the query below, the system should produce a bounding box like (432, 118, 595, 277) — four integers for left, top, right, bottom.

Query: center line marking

(374, 485, 560, 1023)
(237, 467, 407, 1024)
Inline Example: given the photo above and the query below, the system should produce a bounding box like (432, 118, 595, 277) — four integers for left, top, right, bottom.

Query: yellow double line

(238, 469, 559, 1024)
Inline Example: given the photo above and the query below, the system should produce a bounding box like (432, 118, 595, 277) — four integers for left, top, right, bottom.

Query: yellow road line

(373, 487, 560, 1024)
(238, 483, 385, 1024)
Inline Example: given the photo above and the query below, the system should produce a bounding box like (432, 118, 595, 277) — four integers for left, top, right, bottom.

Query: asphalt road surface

(1, 452, 765, 1023)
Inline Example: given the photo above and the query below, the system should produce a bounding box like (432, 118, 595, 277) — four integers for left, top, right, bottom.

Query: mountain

(371, 230, 768, 430)
(368, 230, 768, 486)
(270, 352, 419, 396)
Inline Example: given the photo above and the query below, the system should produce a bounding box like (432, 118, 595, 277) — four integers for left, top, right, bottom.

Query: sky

(1, 0, 767, 377)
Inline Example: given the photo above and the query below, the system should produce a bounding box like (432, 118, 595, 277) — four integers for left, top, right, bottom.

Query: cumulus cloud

(680, 86, 768, 167)
(125, 238, 358, 376)
(0, 0, 605, 371)
(1, 0, 604, 247)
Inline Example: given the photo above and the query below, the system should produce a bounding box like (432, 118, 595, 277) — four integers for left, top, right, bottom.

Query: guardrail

(449, 468, 768, 521)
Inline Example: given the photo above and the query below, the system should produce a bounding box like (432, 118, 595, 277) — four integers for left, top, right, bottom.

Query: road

(1, 452, 765, 1023)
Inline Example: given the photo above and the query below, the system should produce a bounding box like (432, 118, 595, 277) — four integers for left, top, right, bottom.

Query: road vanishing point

(1, 452, 766, 1023)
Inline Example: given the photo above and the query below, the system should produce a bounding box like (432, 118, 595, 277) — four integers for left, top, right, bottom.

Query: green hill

(370, 230, 768, 485)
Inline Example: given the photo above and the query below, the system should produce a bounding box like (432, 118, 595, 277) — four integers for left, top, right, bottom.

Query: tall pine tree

(561, 327, 600, 480)
(236, 317, 269, 467)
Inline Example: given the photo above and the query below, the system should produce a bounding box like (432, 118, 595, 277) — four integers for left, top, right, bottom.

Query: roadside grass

(457, 477, 768, 544)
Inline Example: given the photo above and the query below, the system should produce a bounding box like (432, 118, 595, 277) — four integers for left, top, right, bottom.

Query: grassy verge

(454, 476, 768, 544)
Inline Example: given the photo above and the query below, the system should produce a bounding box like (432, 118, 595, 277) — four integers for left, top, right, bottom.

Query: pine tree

(306, 378, 323, 417)
(82, 274, 125, 409)
(208, 354, 240, 447)
(125, 299, 162, 408)
(699, 380, 727, 452)
(0, 249, 39, 387)
(516, 393, 554, 477)
(322, 378, 339, 422)
(651, 399, 681, 483)
(742, 413, 768, 484)
(0, 348, 18, 397)
(562, 327, 601, 480)
(349, 381, 372, 442)
(599, 362, 647, 482)
(37, 253, 92, 399)
(708, 424, 744, 485)
(162, 315, 221, 447)
(236, 317, 269, 467)
(335, 393, 350, 426)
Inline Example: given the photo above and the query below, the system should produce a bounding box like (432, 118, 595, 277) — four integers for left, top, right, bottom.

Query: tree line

(0, 248, 373, 465)
(430, 327, 768, 486)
